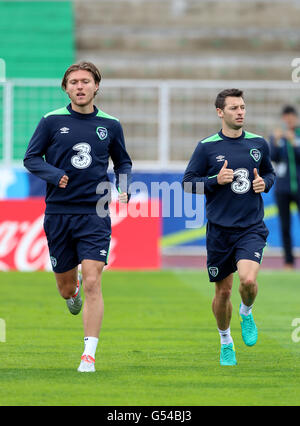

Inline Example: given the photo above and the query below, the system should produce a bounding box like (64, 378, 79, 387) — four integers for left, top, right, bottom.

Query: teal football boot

(240, 305, 258, 346)
(220, 343, 237, 366)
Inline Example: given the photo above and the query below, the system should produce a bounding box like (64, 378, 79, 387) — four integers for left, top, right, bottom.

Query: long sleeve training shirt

(24, 104, 132, 214)
(182, 130, 276, 228)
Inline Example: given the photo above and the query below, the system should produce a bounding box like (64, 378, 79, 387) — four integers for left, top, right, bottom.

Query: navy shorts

(43, 214, 111, 273)
(206, 221, 269, 282)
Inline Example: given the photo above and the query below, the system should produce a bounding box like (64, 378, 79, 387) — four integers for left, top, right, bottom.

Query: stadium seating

(1, 0, 299, 163)
(76, 0, 299, 80)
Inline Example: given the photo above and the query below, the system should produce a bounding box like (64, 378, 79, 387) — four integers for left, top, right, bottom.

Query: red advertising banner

(0, 199, 161, 271)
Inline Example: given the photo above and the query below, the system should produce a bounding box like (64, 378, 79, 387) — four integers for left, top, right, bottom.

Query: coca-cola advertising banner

(0, 199, 161, 271)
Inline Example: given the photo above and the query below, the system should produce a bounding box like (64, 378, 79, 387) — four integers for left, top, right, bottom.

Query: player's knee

(59, 286, 75, 300)
(240, 275, 256, 289)
(83, 275, 101, 297)
(216, 286, 232, 301)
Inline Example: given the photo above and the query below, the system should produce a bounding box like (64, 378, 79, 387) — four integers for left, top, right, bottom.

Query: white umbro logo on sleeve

(216, 155, 225, 162)
(60, 127, 70, 134)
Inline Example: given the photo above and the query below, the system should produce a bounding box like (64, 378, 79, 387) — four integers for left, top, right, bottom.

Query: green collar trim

(244, 131, 262, 139)
(96, 109, 119, 122)
(201, 133, 223, 144)
(44, 107, 71, 118)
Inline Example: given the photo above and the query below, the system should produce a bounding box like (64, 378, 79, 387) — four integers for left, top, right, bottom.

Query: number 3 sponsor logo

(231, 168, 251, 194)
(71, 143, 92, 169)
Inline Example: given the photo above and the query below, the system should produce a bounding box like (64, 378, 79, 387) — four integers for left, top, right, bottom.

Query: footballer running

(24, 62, 132, 372)
(182, 89, 275, 366)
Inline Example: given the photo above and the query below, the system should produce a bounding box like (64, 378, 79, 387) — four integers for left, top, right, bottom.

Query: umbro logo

(100, 249, 107, 256)
(254, 252, 261, 259)
(60, 127, 69, 134)
(216, 155, 225, 162)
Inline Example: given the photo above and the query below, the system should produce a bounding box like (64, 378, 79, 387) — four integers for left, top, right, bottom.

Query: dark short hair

(215, 88, 244, 110)
(61, 61, 102, 91)
(281, 105, 298, 116)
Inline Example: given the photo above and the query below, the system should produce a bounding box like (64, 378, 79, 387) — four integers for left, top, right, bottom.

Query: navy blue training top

(24, 104, 132, 214)
(182, 130, 276, 228)
(269, 128, 300, 194)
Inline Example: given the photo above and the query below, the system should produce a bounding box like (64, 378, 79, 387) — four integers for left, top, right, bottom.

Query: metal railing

(1, 79, 299, 170)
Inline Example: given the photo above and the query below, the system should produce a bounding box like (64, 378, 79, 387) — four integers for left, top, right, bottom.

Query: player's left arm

(109, 121, 132, 203)
(254, 139, 276, 193)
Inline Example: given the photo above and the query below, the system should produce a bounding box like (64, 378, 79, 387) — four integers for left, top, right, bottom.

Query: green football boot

(239, 305, 258, 346)
(220, 343, 237, 366)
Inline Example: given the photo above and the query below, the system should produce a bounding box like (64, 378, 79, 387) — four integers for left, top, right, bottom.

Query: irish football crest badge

(209, 267, 219, 278)
(96, 127, 108, 141)
(250, 149, 261, 162)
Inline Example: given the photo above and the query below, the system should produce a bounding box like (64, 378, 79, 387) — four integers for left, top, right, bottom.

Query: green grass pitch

(1, 269, 300, 406)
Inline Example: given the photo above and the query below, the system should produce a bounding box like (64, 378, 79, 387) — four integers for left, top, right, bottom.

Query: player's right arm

(182, 142, 222, 194)
(23, 117, 67, 186)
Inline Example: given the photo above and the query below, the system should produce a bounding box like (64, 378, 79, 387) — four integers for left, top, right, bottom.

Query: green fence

(13, 84, 70, 160)
(0, 0, 74, 161)
(0, 1, 74, 78)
